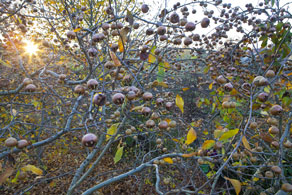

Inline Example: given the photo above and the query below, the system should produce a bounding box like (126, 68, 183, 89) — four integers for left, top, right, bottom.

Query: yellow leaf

(106, 123, 119, 141)
(209, 83, 213, 90)
(219, 129, 239, 141)
(182, 152, 197, 158)
(172, 138, 180, 143)
(0, 167, 14, 185)
(148, 53, 156, 63)
(131, 105, 144, 112)
(230, 89, 238, 96)
(242, 136, 251, 151)
(118, 38, 124, 52)
(73, 28, 81, 32)
(202, 140, 215, 150)
(176, 94, 184, 113)
(182, 87, 190, 91)
(110, 51, 121, 67)
(163, 157, 173, 164)
(158, 82, 168, 88)
(164, 61, 170, 68)
(185, 127, 197, 145)
(21, 165, 43, 175)
(224, 177, 241, 195)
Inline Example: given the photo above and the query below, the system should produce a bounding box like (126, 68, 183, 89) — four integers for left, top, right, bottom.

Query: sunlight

(24, 40, 39, 56)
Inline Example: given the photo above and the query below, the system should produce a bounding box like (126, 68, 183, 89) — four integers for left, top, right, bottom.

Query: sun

(24, 40, 39, 56)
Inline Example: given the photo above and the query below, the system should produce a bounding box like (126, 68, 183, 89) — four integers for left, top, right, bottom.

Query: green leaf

(219, 129, 239, 141)
(114, 146, 124, 164)
(157, 62, 165, 82)
(106, 123, 119, 141)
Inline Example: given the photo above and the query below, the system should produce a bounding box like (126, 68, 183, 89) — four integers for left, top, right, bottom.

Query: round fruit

(5, 137, 18, 147)
(269, 105, 283, 115)
(157, 26, 166, 35)
(265, 70, 275, 78)
(112, 93, 125, 105)
(82, 133, 98, 147)
(74, 85, 85, 95)
(170, 12, 179, 23)
(145, 119, 155, 128)
(217, 75, 227, 84)
(267, 117, 278, 126)
(265, 171, 274, 178)
(183, 37, 192, 46)
(201, 18, 210, 28)
(268, 126, 279, 134)
(281, 183, 292, 192)
(284, 140, 292, 148)
(141, 4, 149, 13)
(165, 102, 173, 110)
(224, 83, 233, 92)
(185, 22, 196, 31)
(156, 98, 164, 106)
(257, 92, 269, 102)
(271, 166, 281, 174)
(93, 93, 106, 106)
(169, 121, 177, 128)
(158, 121, 168, 130)
(222, 101, 230, 109)
(59, 74, 66, 80)
(125, 129, 132, 135)
(24, 84, 37, 92)
(88, 48, 97, 57)
(142, 107, 152, 116)
(66, 31, 76, 39)
(142, 92, 153, 101)
(23, 78, 33, 86)
(156, 138, 162, 144)
(17, 139, 29, 149)
(87, 79, 98, 90)
(271, 141, 279, 148)
(250, 122, 257, 129)
(214, 142, 223, 149)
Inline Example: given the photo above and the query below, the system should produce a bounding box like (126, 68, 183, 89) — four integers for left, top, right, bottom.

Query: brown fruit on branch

(93, 93, 106, 106)
(268, 126, 279, 134)
(143, 92, 153, 101)
(158, 120, 168, 130)
(141, 4, 149, 13)
(185, 22, 196, 31)
(82, 133, 98, 147)
(66, 31, 76, 39)
(142, 107, 152, 116)
(5, 137, 18, 147)
(74, 85, 85, 95)
(23, 78, 33, 86)
(170, 12, 179, 23)
(257, 92, 269, 102)
(24, 84, 37, 92)
(17, 139, 29, 149)
(201, 18, 210, 28)
(282, 183, 292, 192)
(269, 105, 283, 115)
(157, 26, 166, 35)
(87, 79, 98, 90)
(265, 70, 275, 78)
(112, 93, 125, 105)
(271, 166, 282, 174)
(146, 119, 155, 128)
